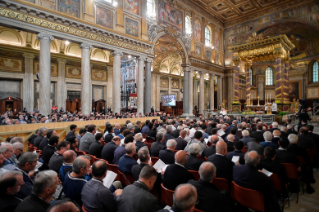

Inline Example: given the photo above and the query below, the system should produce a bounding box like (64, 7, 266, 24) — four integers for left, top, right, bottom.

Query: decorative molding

(79, 43, 93, 49)
(36, 32, 54, 41)
(34, 61, 57, 76)
(92, 69, 107, 81)
(160, 78, 169, 88)
(66, 65, 81, 79)
(0, 56, 23, 73)
(189, 57, 224, 73)
(171, 79, 179, 89)
(307, 87, 319, 99)
(0, 3, 152, 54)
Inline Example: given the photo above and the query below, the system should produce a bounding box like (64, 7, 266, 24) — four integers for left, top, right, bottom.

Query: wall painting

(194, 20, 201, 43)
(125, 18, 139, 37)
(124, 0, 139, 15)
(96, 6, 114, 29)
(195, 46, 202, 56)
(288, 81, 301, 102)
(158, 0, 183, 31)
(58, 0, 80, 18)
(214, 30, 220, 51)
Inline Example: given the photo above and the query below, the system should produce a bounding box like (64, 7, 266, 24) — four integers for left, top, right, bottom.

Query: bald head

(216, 141, 227, 155)
(210, 135, 219, 144)
(63, 150, 76, 163)
(173, 184, 197, 211)
(47, 199, 79, 212)
(175, 150, 187, 165)
(245, 151, 260, 166)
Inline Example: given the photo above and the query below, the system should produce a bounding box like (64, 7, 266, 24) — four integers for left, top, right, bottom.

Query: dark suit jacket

(146, 129, 156, 140)
(260, 141, 279, 149)
(287, 129, 298, 135)
(117, 181, 160, 212)
(207, 154, 234, 183)
(235, 130, 243, 139)
(188, 179, 233, 212)
(136, 141, 148, 152)
(280, 131, 288, 138)
(159, 149, 175, 164)
(131, 163, 148, 181)
(233, 164, 281, 212)
(39, 137, 49, 151)
(33, 135, 44, 148)
(185, 154, 202, 171)
(268, 127, 279, 133)
(275, 149, 299, 168)
(150, 141, 166, 157)
(247, 141, 264, 156)
(134, 126, 141, 134)
(14, 193, 50, 212)
(104, 134, 114, 144)
(101, 142, 118, 163)
(287, 143, 310, 164)
(42, 145, 56, 164)
(172, 129, 180, 138)
(297, 134, 314, 149)
(163, 164, 194, 190)
(226, 150, 245, 164)
(308, 132, 319, 148)
(175, 137, 187, 150)
(250, 131, 264, 143)
(226, 142, 235, 152)
(272, 136, 280, 144)
(240, 136, 256, 146)
(89, 141, 103, 159)
(203, 145, 216, 157)
(163, 133, 175, 146)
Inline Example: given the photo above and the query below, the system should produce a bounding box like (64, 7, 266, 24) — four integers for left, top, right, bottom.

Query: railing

(0, 117, 158, 152)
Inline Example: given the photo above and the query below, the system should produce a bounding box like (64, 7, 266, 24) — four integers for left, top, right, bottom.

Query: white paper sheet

(217, 129, 225, 136)
(34, 161, 43, 172)
(232, 156, 239, 165)
(103, 170, 117, 188)
(261, 168, 273, 177)
(153, 159, 168, 173)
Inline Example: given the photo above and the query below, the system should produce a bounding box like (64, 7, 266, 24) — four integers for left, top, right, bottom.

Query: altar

(227, 114, 275, 125)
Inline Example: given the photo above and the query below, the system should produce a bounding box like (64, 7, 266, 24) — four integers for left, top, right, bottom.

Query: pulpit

(66, 99, 81, 112)
(94, 99, 106, 113)
(0, 97, 22, 115)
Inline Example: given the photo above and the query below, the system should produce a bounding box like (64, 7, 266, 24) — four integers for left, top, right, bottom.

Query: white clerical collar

(215, 153, 224, 157)
(175, 162, 184, 168)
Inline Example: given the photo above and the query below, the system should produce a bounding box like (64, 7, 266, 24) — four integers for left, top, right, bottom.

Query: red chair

(36, 150, 42, 158)
(146, 137, 156, 143)
(76, 150, 86, 155)
(297, 156, 307, 166)
(262, 124, 268, 131)
(107, 163, 121, 181)
(133, 153, 138, 161)
(151, 157, 159, 164)
(144, 141, 152, 149)
(269, 125, 273, 129)
(85, 154, 97, 165)
(282, 163, 300, 203)
(194, 208, 204, 212)
(212, 178, 229, 191)
(119, 172, 134, 186)
(270, 173, 287, 211)
(207, 142, 212, 147)
(160, 183, 174, 206)
(231, 181, 265, 212)
(225, 124, 229, 127)
(82, 205, 89, 212)
(242, 146, 247, 153)
(188, 170, 200, 181)
(142, 134, 147, 138)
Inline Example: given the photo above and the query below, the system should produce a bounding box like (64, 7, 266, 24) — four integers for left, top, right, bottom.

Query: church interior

(0, 0, 319, 211)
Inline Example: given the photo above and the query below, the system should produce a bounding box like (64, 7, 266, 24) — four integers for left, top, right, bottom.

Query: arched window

(249, 68, 253, 85)
(185, 16, 191, 34)
(147, 0, 154, 17)
(313, 61, 318, 83)
(205, 26, 211, 46)
(265, 67, 273, 86)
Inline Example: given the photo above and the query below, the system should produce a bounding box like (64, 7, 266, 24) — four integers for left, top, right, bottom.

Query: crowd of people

(0, 114, 318, 212)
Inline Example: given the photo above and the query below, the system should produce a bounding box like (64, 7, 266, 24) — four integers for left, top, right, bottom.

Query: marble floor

(283, 125, 319, 212)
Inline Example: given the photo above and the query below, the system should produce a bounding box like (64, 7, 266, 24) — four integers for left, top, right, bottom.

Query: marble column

(283, 57, 290, 103)
(194, 80, 198, 110)
(79, 43, 93, 115)
(156, 74, 161, 111)
(233, 63, 240, 101)
(199, 71, 205, 114)
(36, 33, 54, 115)
(178, 78, 182, 101)
(275, 56, 282, 102)
(137, 57, 145, 114)
(189, 69, 194, 115)
(57, 59, 67, 111)
(23, 53, 35, 113)
(151, 74, 157, 111)
(245, 61, 252, 101)
(210, 73, 215, 110)
(217, 75, 222, 107)
(144, 58, 152, 113)
(107, 66, 113, 109)
(181, 66, 190, 117)
(168, 76, 172, 94)
(112, 51, 123, 114)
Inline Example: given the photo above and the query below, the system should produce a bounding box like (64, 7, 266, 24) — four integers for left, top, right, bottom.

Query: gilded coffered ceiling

(189, 0, 314, 26)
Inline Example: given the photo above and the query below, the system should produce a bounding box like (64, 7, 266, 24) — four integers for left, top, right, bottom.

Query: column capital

(210, 72, 215, 77)
(80, 43, 93, 49)
(57, 58, 68, 63)
(112, 50, 123, 56)
(146, 58, 153, 63)
(37, 33, 54, 41)
(22, 53, 35, 59)
(138, 56, 146, 61)
(182, 65, 191, 72)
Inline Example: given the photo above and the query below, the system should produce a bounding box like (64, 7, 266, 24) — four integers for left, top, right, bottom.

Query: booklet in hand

(217, 129, 225, 136)
(231, 156, 240, 165)
(153, 159, 168, 173)
(261, 168, 273, 177)
(103, 170, 118, 188)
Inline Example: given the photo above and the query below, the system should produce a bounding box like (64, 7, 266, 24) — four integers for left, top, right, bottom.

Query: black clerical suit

(163, 163, 194, 190)
(207, 154, 234, 183)
(150, 141, 166, 157)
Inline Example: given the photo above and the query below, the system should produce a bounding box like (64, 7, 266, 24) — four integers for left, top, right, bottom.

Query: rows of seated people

(0, 116, 318, 212)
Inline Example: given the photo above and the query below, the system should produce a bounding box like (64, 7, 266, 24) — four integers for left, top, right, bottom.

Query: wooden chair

(132, 153, 138, 161)
(142, 134, 147, 138)
(225, 124, 229, 127)
(119, 172, 134, 186)
(231, 181, 265, 212)
(212, 178, 229, 191)
(269, 125, 273, 129)
(282, 163, 300, 203)
(151, 157, 159, 164)
(107, 163, 121, 181)
(297, 156, 307, 166)
(207, 142, 212, 147)
(242, 146, 247, 153)
(35, 150, 42, 158)
(75, 150, 86, 155)
(144, 141, 152, 149)
(86, 154, 97, 165)
(146, 136, 156, 143)
(270, 173, 287, 212)
(160, 183, 174, 206)
(188, 170, 200, 181)
(262, 124, 268, 131)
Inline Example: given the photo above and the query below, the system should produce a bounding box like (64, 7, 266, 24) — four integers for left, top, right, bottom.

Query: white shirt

(189, 128, 196, 138)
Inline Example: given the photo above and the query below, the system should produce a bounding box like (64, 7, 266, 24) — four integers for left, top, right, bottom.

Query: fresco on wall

(206, 50, 211, 61)
(195, 46, 202, 56)
(289, 81, 301, 102)
(58, 0, 80, 18)
(96, 6, 113, 29)
(214, 30, 220, 51)
(215, 54, 219, 65)
(158, 0, 183, 31)
(124, 0, 139, 15)
(194, 20, 201, 43)
(126, 18, 139, 37)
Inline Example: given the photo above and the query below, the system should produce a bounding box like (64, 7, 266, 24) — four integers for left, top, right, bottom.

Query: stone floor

(283, 125, 319, 212)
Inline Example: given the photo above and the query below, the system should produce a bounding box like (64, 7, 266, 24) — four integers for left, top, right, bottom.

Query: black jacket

(131, 163, 148, 181)
(207, 154, 234, 183)
(175, 137, 187, 151)
(14, 193, 50, 212)
(150, 141, 166, 157)
(146, 129, 156, 140)
(163, 133, 175, 146)
(159, 149, 175, 164)
(172, 129, 180, 138)
(163, 164, 194, 190)
(203, 145, 216, 157)
(287, 143, 310, 165)
(42, 145, 56, 164)
(185, 154, 202, 171)
(104, 134, 114, 144)
(188, 179, 233, 212)
(33, 135, 44, 148)
(117, 181, 160, 212)
(89, 141, 103, 159)
(297, 134, 314, 149)
(240, 136, 256, 146)
(0, 193, 22, 212)
(226, 150, 245, 165)
(134, 126, 141, 134)
(39, 137, 49, 151)
(250, 131, 264, 143)
(275, 149, 299, 168)
(135, 141, 148, 152)
(101, 142, 118, 163)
